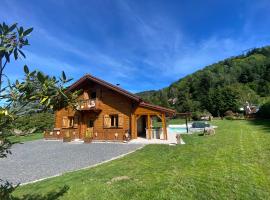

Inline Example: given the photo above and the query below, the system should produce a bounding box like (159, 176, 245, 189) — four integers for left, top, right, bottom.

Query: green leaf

(8, 23, 17, 32)
(18, 27, 24, 36)
(2, 22, 8, 32)
(29, 71, 36, 76)
(40, 96, 48, 104)
(14, 48, 18, 60)
(4, 52, 10, 63)
(37, 72, 45, 83)
(24, 65, 29, 74)
(23, 27, 33, 36)
(24, 39, 29, 45)
(62, 71, 66, 81)
(0, 47, 6, 51)
(18, 49, 26, 58)
(65, 78, 73, 83)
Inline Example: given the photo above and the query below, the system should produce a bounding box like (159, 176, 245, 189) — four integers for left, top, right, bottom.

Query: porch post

(162, 113, 167, 140)
(131, 114, 137, 139)
(147, 114, 151, 139)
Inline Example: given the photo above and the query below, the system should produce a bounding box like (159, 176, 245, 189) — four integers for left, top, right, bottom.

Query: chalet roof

(67, 74, 141, 102)
(67, 74, 176, 115)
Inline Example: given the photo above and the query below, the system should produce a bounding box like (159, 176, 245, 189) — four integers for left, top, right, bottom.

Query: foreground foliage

(13, 120, 270, 199)
(0, 22, 75, 199)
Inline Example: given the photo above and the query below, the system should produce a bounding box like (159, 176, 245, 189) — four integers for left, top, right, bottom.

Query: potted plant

(63, 130, 71, 142)
(84, 129, 93, 143)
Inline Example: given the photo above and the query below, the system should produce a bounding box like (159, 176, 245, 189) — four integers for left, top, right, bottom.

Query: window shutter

(118, 114, 124, 128)
(62, 116, 68, 128)
(74, 115, 79, 128)
(83, 91, 89, 99)
(103, 114, 111, 128)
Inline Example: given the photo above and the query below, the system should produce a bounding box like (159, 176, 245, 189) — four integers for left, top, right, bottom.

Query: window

(91, 92, 96, 99)
(62, 116, 74, 128)
(88, 120, 94, 128)
(68, 117, 74, 127)
(103, 114, 123, 128)
(110, 115, 118, 127)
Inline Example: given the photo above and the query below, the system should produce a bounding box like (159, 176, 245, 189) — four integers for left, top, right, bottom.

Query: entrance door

(86, 119, 94, 138)
(80, 113, 96, 139)
(137, 115, 146, 138)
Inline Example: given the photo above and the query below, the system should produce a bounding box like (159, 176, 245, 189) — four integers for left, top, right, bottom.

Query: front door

(80, 113, 96, 139)
(86, 119, 94, 138)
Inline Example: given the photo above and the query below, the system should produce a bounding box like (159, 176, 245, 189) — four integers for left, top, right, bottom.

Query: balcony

(76, 98, 100, 111)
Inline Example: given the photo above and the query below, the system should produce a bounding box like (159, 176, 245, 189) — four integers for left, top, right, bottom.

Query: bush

(257, 101, 270, 119)
(192, 112, 201, 121)
(11, 112, 54, 134)
(224, 116, 235, 120)
(224, 110, 235, 117)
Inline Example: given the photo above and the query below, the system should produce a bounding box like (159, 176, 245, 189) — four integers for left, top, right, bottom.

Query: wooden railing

(76, 98, 100, 110)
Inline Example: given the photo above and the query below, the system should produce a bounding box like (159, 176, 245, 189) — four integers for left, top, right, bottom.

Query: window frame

(110, 114, 119, 128)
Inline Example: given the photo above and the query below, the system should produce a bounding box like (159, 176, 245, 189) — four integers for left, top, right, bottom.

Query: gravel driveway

(0, 140, 143, 184)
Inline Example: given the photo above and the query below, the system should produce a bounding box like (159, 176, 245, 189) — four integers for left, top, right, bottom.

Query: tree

(137, 45, 270, 115)
(206, 86, 241, 116)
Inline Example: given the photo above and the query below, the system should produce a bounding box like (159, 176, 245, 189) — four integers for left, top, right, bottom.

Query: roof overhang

(139, 102, 176, 115)
(67, 74, 141, 102)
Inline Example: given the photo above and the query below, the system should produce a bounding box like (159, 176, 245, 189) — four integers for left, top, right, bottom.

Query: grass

(8, 132, 43, 143)
(13, 120, 270, 199)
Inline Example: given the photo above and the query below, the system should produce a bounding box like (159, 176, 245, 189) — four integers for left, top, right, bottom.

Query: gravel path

(0, 140, 143, 184)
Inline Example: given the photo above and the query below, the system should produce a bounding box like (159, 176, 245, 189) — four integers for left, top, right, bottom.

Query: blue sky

(1, 0, 270, 93)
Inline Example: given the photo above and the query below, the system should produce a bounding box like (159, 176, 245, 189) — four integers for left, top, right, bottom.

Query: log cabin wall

(54, 81, 134, 141)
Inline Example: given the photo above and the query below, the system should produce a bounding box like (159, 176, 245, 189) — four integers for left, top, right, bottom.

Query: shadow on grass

(0, 180, 69, 200)
(247, 119, 270, 132)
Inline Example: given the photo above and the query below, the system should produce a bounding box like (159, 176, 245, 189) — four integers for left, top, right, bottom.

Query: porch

(131, 104, 174, 141)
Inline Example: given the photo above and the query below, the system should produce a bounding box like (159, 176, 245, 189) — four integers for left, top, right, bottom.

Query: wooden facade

(45, 74, 175, 141)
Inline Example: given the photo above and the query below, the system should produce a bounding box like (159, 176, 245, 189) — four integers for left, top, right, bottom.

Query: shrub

(257, 101, 270, 119)
(192, 112, 201, 121)
(11, 112, 54, 134)
(224, 116, 234, 120)
(224, 110, 235, 117)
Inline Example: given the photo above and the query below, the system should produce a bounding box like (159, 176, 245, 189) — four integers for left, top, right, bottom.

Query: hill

(137, 46, 270, 116)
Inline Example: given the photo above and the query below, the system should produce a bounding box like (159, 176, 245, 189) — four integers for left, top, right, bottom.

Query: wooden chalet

(45, 74, 175, 141)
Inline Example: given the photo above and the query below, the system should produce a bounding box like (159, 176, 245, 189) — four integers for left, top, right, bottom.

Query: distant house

(45, 74, 175, 141)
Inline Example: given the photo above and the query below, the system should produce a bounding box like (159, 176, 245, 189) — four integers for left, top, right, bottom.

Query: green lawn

(8, 132, 43, 143)
(13, 120, 270, 199)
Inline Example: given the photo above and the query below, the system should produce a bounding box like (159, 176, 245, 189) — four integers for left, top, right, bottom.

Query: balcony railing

(76, 98, 100, 110)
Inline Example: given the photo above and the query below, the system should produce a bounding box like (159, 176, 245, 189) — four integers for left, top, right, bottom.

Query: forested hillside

(137, 46, 270, 116)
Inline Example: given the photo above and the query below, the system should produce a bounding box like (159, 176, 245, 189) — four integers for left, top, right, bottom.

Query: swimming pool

(168, 127, 187, 134)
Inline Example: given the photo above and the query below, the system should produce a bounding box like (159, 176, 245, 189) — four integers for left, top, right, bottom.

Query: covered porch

(131, 103, 175, 140)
